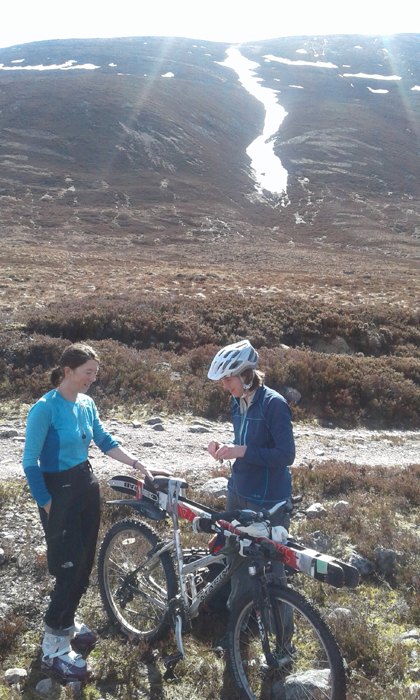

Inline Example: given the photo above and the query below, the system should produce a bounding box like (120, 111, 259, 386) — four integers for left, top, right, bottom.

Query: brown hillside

(0, 35, 418, 357)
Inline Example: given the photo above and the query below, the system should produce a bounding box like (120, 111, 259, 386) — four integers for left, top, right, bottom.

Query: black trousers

(226, 490, 294, 644)
(226, 490, 291, 603)
(39, 461, 100, 632)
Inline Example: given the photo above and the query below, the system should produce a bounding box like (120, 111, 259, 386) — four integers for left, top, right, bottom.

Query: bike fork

(255, 607, 277, 668)
(252, 577, 278, 669)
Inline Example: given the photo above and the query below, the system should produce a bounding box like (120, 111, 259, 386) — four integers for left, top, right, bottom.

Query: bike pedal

(163, 651, 184, 682)
(163, 667, 178, 682)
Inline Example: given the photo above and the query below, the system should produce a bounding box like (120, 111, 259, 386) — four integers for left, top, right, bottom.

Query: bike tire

(227, 584, 347, 700)
(98, 518, 177, 642)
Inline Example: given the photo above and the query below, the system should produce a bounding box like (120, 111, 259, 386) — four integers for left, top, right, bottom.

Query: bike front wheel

(98, 518, 177, 642)
(227, 584, 346, 700)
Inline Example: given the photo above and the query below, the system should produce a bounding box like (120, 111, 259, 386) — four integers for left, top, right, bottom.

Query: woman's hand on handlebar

(150, 468, 174, 477)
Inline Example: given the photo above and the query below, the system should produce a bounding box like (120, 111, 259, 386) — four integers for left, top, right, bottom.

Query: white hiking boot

(71, 621, 98, 652)
(41, 630, 92, 682)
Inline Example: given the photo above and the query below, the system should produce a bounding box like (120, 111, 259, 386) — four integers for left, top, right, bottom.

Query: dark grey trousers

(226, 490, 294, 644)
(39, 461, 100, 633)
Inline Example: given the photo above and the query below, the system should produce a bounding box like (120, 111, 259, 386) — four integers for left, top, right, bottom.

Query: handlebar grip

(196, 518, 214, 533)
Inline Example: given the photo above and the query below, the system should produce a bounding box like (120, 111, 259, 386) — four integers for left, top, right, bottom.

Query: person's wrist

(132, 459, 138, 469)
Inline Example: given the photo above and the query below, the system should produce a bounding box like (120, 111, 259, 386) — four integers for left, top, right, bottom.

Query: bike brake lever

(236, 508, 268, 525)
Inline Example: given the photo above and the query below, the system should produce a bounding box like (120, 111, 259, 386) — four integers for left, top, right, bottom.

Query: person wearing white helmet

(207, 340, 295, 629)
(207, 340, 295, 499)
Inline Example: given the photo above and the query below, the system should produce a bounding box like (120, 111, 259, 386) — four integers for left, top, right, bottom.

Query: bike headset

(207, 340, 259, 399)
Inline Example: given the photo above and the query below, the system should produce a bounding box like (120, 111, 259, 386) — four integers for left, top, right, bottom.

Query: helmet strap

(239, 371, 254, 398)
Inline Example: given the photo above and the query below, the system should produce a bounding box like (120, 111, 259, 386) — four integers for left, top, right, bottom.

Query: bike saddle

(146, 476, 189, 492)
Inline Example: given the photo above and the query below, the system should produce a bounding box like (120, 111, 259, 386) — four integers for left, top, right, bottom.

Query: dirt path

(2, 416, 420, 488)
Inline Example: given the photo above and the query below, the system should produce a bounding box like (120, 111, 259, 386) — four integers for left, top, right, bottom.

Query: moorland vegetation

(0, 31, 419, 700)
(1, 288, 419, 428)
(1, 460, 420, 699)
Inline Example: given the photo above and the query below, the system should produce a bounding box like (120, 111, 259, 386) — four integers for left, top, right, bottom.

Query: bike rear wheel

(227, 584, 346, 700)
(98, 518, 177, 642)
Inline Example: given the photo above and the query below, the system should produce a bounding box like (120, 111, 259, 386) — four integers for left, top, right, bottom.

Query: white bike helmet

(207, 340, 259, 381)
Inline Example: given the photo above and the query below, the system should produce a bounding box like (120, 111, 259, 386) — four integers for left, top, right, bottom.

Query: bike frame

(105, 475, 359, 679)
(169, 496, 245, 620)
(107, 475, 359, 592)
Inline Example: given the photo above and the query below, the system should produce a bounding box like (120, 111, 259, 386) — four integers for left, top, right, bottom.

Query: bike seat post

(168, 479, 188, 602)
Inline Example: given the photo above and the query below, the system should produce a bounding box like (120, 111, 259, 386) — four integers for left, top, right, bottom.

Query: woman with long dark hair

(23, 343, 168, 682)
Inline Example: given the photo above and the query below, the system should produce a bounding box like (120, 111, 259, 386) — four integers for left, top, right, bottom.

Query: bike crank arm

(163, 614, 185, 681)
(175, 613, 185, 658)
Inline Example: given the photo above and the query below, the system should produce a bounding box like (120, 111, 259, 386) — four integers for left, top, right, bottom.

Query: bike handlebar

(206, 508, 269, 526)
(196, 495, 304, 533)
(201, 498, 298, 529)
(200, 498, 293, 532)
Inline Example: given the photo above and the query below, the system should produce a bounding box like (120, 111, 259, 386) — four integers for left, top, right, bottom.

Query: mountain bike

(98, 475, 359, 700)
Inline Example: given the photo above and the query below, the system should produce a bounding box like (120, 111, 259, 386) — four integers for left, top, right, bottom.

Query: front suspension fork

(250, 569, 280, 668)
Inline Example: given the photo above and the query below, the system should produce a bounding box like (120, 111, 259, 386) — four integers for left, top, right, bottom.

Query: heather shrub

(292, 461, 420, 508)
(1, 332, 419, 427)
(24, 291, 420, 357)
(261, 348, 420, 428)
(0, 613, 26, 662)
(1, 285, 419, 426)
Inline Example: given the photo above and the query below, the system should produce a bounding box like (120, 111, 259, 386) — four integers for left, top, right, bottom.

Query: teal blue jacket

(229, 385, 295, 506)
(22, 389, 119, 506)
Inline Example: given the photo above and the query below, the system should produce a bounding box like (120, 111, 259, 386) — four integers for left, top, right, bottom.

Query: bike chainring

(168, 596, 191, 634)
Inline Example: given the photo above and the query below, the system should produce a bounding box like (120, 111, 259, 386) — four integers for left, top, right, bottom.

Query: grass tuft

(2, 464, 420, 698)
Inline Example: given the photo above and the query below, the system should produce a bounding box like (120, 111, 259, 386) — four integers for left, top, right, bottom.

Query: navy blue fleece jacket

(228, 384, 295, 506)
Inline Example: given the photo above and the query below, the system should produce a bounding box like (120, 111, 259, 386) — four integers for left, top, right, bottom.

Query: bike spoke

(98, 519, 177, 641)
(229, 586, 346, 700)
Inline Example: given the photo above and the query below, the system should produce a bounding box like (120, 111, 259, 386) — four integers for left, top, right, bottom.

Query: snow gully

(221, 46, 288, 201)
